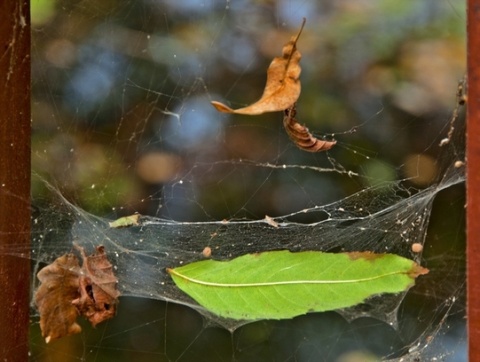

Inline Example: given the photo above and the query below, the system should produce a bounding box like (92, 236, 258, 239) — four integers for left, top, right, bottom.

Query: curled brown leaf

(283, 104, 336, 152)
(72, 245, 120, 327)
(211, 18, 306, 115)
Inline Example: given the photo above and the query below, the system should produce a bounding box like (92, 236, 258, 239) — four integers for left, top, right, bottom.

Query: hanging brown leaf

(211, 18, 305, 115)
(34, 244, 120, 343)
(283, 104, 336, 152)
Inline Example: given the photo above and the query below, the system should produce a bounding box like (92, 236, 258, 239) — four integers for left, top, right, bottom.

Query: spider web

(27, 0, 466, 361)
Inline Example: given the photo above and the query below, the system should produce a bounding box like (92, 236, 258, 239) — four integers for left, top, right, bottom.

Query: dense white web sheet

(28, 0, 466, 360)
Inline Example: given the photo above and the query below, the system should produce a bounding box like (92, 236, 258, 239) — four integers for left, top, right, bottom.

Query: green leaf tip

(168, 250, 428, 321)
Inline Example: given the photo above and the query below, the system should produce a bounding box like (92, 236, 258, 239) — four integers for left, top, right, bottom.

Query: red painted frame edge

(0, 0, 31, 360)
(468, 0, 480, 359)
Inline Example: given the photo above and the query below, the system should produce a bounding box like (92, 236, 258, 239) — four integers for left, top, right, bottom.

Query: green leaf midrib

(168, 268, 409, 288)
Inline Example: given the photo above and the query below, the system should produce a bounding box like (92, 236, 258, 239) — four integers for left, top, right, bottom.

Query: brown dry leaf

(35, 253, 83, 343)
(283, 104, 336, 152)
(35, 244, 119, 343)
(72, 245, 120, 327)
(211, 18, 305, 115)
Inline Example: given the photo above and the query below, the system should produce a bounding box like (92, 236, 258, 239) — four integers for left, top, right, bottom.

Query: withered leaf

(35, 244, 119, 343)
(211, 18, 305, 115)
(35, 253, 82, 343)
(72, 245, 120, 327)
(283, 104, 336, 152)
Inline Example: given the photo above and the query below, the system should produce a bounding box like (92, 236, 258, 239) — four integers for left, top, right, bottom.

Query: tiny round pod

(202, 246, 212, 258)
(411, 243, 423, 253)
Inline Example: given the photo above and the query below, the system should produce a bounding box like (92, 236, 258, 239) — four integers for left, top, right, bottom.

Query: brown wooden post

(0, 0, 31, 360)
(468, 0, 480, 359)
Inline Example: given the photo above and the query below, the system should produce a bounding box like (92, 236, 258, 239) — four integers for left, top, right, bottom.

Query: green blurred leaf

(31, 0, 57, 26)
(168, 250, 428, 320)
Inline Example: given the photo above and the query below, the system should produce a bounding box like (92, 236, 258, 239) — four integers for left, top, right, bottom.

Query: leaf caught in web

(34, 245, 120, 343)
(283, 104, 337, 152)
(167, 250, 428, 320)
(35, 254, 83, 343)
(109, 214, 141, 228)
(71, 245, 120, 327)
(211, 18, 305, 115)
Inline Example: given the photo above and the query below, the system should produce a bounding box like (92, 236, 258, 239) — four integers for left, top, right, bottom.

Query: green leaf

(167, 250, 428, 320)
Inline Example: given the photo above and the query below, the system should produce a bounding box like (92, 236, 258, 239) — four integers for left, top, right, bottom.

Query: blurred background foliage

(31, 0, 466, 360)
(32, 0, 465, 218)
